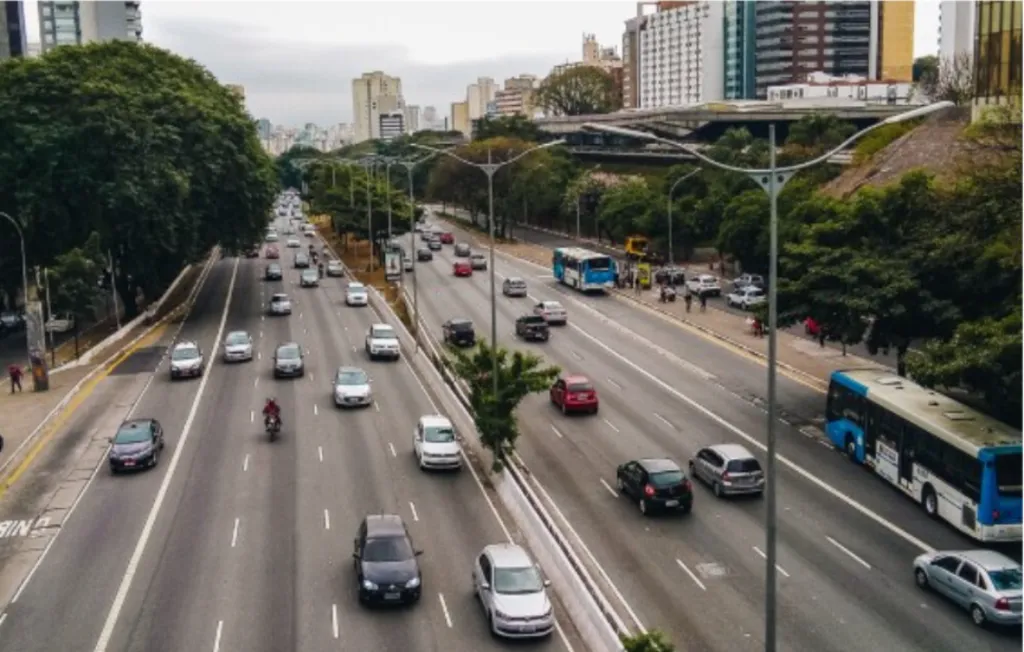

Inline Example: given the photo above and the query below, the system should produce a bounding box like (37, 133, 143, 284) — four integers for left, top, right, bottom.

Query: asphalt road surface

(407, 210, 1020, 652)
(0, 218, 583, 652)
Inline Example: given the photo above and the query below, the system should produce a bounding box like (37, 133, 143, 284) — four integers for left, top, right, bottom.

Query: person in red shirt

(8, 363, 23, 393)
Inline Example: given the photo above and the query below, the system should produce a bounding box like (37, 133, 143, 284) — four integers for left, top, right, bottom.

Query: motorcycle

(659, 286, 677, 303)
(265, 415, 281, 441)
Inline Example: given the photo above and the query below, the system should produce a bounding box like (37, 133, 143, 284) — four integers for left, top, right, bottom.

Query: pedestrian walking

(683, 292, 693, 313)
(8, 363, 23, 393)
(698, 291, 707, 312)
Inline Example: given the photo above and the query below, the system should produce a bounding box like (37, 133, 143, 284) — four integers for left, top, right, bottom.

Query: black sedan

(416, 248, 433, 262)
(353, 515, 423, 606)
(109, 418, 165, 473)
(515, 315, 549, 342)
(615, 458, 693, 516)
(442, 318, 475, 347)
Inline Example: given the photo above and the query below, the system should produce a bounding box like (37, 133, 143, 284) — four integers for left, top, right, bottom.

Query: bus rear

(978, 447, 1023, 541)
(578, 255, 616, 292)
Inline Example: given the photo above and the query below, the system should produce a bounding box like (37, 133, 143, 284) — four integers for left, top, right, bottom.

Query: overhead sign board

(384, 251, 402, 282)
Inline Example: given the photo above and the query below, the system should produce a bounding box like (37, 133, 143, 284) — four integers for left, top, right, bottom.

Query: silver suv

(688, 443, 765, 498)
(169, 341, 204, 380)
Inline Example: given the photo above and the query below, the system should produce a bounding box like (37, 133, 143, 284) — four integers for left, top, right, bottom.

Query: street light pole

(583, 100, 953, 652)
(1, 210, 31, 367)
(667, 168, 700, 267)
(385, 160, 394, 239)
(363, 159, 375, 273)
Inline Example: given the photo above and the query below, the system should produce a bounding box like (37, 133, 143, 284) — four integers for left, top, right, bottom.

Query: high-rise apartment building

(940, 0, 977, 60)
(352, 71, 403, 143)
(876, 0, 914, 81)
(493, 74, 538, 117)
(450, 101, 470, 136)
(38, 1, 142, 52)
(379, 112, 404, 141)
(972, 0, 1022, 120)
(404, 105, 420, 133)
(1, 1, 27, 59)
(638, 1, 725, 108)
(622, 15, 644, 108)
(724, 0, 757, 99)
(466, 77, 497, 121)
(422, 106, 439, 130)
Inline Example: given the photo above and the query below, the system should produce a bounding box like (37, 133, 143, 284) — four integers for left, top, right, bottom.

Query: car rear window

(726, 458, 762, 473)
(567, 383, 593, 392)
(451, 322, 473, 332)
(521, 316, 546, 325)
(649, 470, 684, 487)
(988, 567, 1023, 590)
(508, 279, 526, 287)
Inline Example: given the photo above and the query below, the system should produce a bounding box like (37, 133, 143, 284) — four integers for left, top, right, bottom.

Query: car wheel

(921, 486, 938, 518)
(561, 401, 567, 415)
(713, 481, 723, 498)
(914, 568, 929, 589)
(151, 449, 159, 467)
(970, 604, 987, 627)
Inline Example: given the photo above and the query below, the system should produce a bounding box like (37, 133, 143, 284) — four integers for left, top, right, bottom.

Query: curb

(0, 249, 221, 488)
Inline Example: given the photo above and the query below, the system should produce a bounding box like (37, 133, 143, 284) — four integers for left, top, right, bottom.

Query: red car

(453, 261, 473, 277)
(440, 232, 455, 244)
(265, 245, 280, 259)
(550, 374, 599, 415)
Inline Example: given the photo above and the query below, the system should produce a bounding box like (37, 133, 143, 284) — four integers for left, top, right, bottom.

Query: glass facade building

(973, 0, 1022, 114)
(723, 0, 757, 99)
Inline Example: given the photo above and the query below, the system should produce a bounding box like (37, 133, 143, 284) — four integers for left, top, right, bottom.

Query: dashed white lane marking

(249, 410, 254, 423)
(318, 446, 323, 462)
(571, 350, 582, 360)
(351, 346, 357, 353)
(550, 424, 564, 439)
(374, 401, 380, 412)
(599, 478, 619, 498)
(257, 351, 262, 360)
(231, 518, 240, 548)
(603, 418, 619, 433)
(438, 593, 453, 628)
(826, 536, 872, 570)
(0, 612, 8, 628)
(653, 412, 673, 429)
(331, 604, 339, 638)
(259, 331, 263, 339)
(309, 373, 314, 382)
(243, 455, 249, 472)
(324, 510, 331, 530)
(388, 442, 397, 457)
(607, 377, 622, 390)
(313, 404, 319, 416)
(752, 546, 790, 578)
(409, 502, 419, 522)
(676, 559, 707, 591)
(213, 620, 224, 652)
(253, 377, 259, 388)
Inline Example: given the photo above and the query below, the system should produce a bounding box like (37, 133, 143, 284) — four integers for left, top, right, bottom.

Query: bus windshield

(996, 453, 1022, 496)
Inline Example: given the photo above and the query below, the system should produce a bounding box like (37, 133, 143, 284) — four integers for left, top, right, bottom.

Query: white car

(345, 282, 368, 307)
(403, 257, 414, 272)
(413, 415, 462, 470)
(269, 293, 292, 315)
(286, 237, 301, 248)
(222, 330, 253, 362)
(333, 366, 372, 407)
(365, 323, 401, 360)
(472, 544, 554, 639)
(533, 300, 567, 326)
(169, 341, 204, 379)
(686, 274, 721, 297)
(726, 286, 766, 310)
(44, 314, 75, 333)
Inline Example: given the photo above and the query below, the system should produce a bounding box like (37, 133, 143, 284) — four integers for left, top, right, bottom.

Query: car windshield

(363, 536, 413, 562)
(302, 270, 317, 278)
(567, 382, 593, 392)
(544, 303, 563, 311)
(521, 316, 546, 325)
(336, 370, 368, 385)
(988, 567, 1023, 590)
(172, 346, 198, 360)
(373, 327, 396, 339)
(472, 254, 484, 259)
(296, 254, 308, 261)
(277, 345, 300, 360)
(493, 566, 544, 594)
(747, 289, 765, 298)
(649, 470, 684, 487)
(348, 284, 366, 292)
(226, 332, 249, 345)
(114, 424, 151, 445)
(424, 425, 455, 443)
(507, 279, 525, 286)
(272, 294, 288, 302)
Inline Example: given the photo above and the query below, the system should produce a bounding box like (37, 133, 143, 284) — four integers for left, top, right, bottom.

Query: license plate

(665, 500, 679, 507)
(123, 461, 135, 467)
(384, 592, 400, 600)
(523, 626, 536, 633)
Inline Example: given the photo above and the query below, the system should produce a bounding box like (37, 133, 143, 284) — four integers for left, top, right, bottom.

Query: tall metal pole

(667, 169, 699, 267)
(485, 149, 498, 406)
(107, 249, 121, 330)
(407, 166, 419, 351)
(575, 196, 581, 240)
(1, 211, 31, 367)
(44, 268, 55, 367)
(386, 162, 393, 239)
(764, 123, 779, 652)
(365, 164, 374, 273)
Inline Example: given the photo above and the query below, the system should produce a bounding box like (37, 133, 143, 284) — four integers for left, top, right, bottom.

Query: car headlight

(362, 580, 378, 591)
(405, 577, 420, 589)
(494, 610, 512, 620)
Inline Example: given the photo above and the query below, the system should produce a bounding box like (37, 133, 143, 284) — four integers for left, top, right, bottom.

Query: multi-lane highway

(409, 209, 1020, 652)
(0, 213, 584, 652)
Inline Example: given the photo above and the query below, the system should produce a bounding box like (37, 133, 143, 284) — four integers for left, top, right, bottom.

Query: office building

(422, 106, 439, 130)
(876, 0, 915, 81)
(379, 112, 404, 141)
(493, 75, 538, 117)
(466, 77, 497, 120)
(38, 1, 142, 52)
(553, 33, 622, 76)
(724, 0, 757, 99)
(450, 101, 470, 136)
(638, 1, 725, 108)
(940, 1, 976, 60)
(622, 15, 644, 108)
(404, 105, 420, 133)
(972, 0, 1022, 120)
(1, 1, 27, 59)
(352, 71, 403, 143)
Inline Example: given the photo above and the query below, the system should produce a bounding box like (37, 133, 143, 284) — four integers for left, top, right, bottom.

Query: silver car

(473, 544, 554, 639)
(269, 293, 292, 315)
(333, 366, 372, 408)
(222, 330, 253, 362)
(470, 253, 487, 270)
(502, 277, 527, 297)
(346, 282, 368, 307)
(300, 269, 319, 287)
(914, 549, 1022, 627)
(273, 342, 305, 378)
(688, 443, 765, 498)
(169, 341, 204, 379)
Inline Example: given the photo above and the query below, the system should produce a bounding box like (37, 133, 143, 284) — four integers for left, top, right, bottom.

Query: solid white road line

(752, 546, 791, 578)
(231, 518, 240, 548)
(826, 536, 872, 570)
(599, 478, 619, 498)
(653, 412, 674, 429)
(212, 620, 223, 652)
(409, 502, 419, 522)
(92, 258, 240, 652)
(603, 418, 620, 433)
(243, 454, 249, 472)
(331, 604, 339, 638)
(675, 559, 707, 591)
(388, 442, 397, 457)
(550, 424, 564, 439)
(253, 377, 259, 388)
(317, 446, 323, 462)
(571, 350, 582, 360)
(0, 612, 7, 628)
(324, 509, 331, 530)
(438, 593, 453, 628)
(249, 410, 254, 423)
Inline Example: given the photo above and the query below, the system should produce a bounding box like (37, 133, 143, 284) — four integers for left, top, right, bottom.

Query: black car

(416, 248, 433, 262)
(244, 247, 261, 258)
(273, 342, 305, 378)
(109, 418, 165, 473)
(294, 252, 310, 269)
(654, 266, 686, 286)
(515, 315, 550, 342)
(442, 318, 475, 347)
(454, 243, 471, 257)
(616, 458, 693, 516)
(353, 515, 423, 606)
(265, 263, 283, 281)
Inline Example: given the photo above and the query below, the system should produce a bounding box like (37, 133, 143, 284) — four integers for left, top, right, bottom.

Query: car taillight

(721, 472, 730, 481)
(995, 597, 1010, 610)
(643, 484, 655, 497)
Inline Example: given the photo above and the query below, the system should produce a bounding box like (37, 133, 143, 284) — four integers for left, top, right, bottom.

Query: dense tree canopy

(536, 66, 622, 116)
(276, 145, 321, 189)
(473, 115, 544, 142)
(0, 41, 278, 316)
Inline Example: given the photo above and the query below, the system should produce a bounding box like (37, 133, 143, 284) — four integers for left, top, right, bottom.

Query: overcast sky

(24, 0, 942, 127)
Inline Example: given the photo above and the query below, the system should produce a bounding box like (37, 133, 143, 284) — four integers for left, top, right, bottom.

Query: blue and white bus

(552, 247, 617, 293)
(827, 369, 1022, 542)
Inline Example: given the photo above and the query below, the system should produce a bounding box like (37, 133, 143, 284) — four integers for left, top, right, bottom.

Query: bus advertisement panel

(826, 369, 1022, 542)
(552, 248, 616, 292)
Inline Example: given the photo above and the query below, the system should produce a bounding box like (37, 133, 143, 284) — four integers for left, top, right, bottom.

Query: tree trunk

(896, 344, 908, 377)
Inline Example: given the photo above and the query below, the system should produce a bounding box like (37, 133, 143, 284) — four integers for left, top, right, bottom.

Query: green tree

(0, 41, 277, 318)
(919, 51, 975, 105)
(595, 178, 656, 244)
(620, 629, 675, 652)
(536, 67, 622, 116)
(47, 232, 106, 358)
(913, 55, 938, 82)
(473, 115, 543, 142)
(276, 145, 321, 189)
(449, 342, 559, 470)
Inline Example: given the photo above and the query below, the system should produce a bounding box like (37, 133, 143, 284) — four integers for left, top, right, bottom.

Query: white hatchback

(413, 415, 462, 470)
(345, 282, 368, 307)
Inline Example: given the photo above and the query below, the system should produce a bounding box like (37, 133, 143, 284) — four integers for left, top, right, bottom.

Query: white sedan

(726, 286, 766, 310)
(345, 282, 368, 307)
